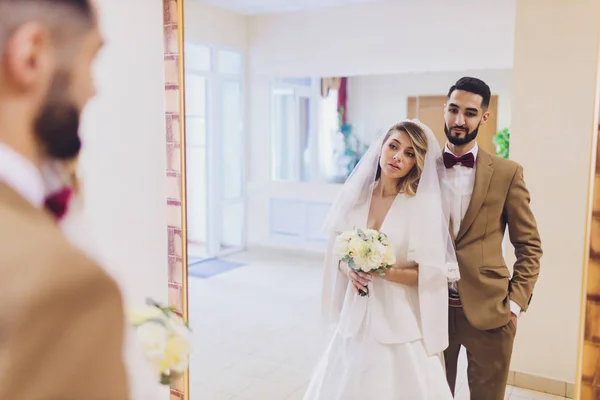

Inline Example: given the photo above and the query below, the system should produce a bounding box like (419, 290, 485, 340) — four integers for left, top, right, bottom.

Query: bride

(42, 157, 163, 400)
(304, 120, 458, 399)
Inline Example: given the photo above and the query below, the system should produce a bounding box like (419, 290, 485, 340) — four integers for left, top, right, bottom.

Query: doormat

(188, 258, 246, 279)
(188, 257, 204, 266)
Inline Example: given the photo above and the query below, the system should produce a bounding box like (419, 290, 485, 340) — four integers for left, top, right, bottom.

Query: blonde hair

(377, 121, 428, 196)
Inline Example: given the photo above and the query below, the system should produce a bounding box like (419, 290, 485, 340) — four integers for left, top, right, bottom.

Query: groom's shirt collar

(0, 142, 45, 208)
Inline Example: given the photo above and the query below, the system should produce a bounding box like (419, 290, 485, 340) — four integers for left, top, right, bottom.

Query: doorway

(184, 43, 246, 263)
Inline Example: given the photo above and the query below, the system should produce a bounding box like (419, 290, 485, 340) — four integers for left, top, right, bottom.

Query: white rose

(357, 248, 379, 272)
(381, 241, 394, 261)
(165, 335, 191, 373)
(127, 306, 163, 326)
(334, 236, 351, 258)
(166, 315, 192, 346)
(369, 244, 385, 268)
(136, 321, 169, 365)
(347, 236, 368, 258)
(352, 256, 371, 272)
(383, 244, 396, 266)
(353, 255, 371, 272)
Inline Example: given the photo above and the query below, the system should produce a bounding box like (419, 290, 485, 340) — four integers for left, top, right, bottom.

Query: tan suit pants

(444, 306, 517, 400)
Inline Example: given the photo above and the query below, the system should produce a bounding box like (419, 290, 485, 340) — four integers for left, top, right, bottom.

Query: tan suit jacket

(454, 149, 542, 330)
(0, 183, 129, 399)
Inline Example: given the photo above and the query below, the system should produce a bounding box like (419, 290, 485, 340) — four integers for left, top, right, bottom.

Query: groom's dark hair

(0, 0, 94, 54)
(447, 77, 491, 110)
(0, 0, 92, 14)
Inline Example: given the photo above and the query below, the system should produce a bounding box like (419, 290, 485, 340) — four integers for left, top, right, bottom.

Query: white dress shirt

(0, 142, 45, 208)
(442, 144, 478, 240)
(442, 143, 521, 317)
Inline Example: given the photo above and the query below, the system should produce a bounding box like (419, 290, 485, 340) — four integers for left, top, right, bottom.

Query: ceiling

(192, 0, 381, 15)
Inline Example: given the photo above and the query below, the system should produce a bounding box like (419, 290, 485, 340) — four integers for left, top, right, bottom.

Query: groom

(0, 0, 128, 398)
(441, 77, 542, 399)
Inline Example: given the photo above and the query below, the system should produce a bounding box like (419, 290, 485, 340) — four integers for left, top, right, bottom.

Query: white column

(509, 0, 600, 384)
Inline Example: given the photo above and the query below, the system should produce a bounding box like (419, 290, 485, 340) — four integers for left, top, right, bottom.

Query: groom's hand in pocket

(510, 312, 518, 328)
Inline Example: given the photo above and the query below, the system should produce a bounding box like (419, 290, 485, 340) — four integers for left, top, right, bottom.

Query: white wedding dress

(59, 193, 163, 400)
(304, 194, 453, 400)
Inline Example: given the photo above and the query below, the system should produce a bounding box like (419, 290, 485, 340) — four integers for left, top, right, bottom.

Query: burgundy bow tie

(44, 187, 73, 220)
(443, 152, 475, 169)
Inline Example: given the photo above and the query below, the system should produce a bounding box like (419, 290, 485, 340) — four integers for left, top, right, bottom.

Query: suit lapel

(0, 183, 51, 222)
(0, 183, 35, 212)
(456, 150, 493, 242)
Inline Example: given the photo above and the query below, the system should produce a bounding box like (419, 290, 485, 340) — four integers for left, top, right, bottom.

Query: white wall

(185, 1, 247, 49)
(248, 0, 516, 77)
(508, 0, 600, 384)
(347, 69, 513, 143)
(247, 73, 340, 251)
(81, 0, 168, 310)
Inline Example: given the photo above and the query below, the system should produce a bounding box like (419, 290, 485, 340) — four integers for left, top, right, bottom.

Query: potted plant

(335, 107, 367, 179)
(492, 127, 510, 159)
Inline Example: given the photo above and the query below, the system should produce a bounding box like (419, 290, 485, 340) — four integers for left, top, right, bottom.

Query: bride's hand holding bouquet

(334, 228, 396, 296)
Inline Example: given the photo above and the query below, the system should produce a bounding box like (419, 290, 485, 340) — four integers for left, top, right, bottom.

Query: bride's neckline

(373, 179, 401, 198)
(366, 191, 401, 232)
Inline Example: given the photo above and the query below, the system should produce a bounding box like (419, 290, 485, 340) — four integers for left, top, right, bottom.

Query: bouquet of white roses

(334, 228, 396, 296)
(127, 298, 192, 385)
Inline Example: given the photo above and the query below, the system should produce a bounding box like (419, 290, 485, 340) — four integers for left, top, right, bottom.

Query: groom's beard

(34, 72, 82, 161)
(444, 123, 480, 146)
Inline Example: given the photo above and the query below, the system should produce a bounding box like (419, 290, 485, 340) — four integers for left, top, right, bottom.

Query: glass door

(217, 79, 244, 254)
(185, 44, 245, 261)
(185, 71, 208, 261)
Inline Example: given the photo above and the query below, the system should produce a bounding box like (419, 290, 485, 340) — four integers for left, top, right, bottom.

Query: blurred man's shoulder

(0, 187, 117, 299)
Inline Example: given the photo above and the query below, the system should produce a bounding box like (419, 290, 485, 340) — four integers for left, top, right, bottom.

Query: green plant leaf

(492, 127, 510, 159)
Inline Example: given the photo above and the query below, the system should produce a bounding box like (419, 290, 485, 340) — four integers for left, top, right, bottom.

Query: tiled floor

(188, 250, 568, 400)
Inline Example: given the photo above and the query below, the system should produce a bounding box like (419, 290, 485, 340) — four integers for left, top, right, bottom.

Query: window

(271, 78, 338, 183)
